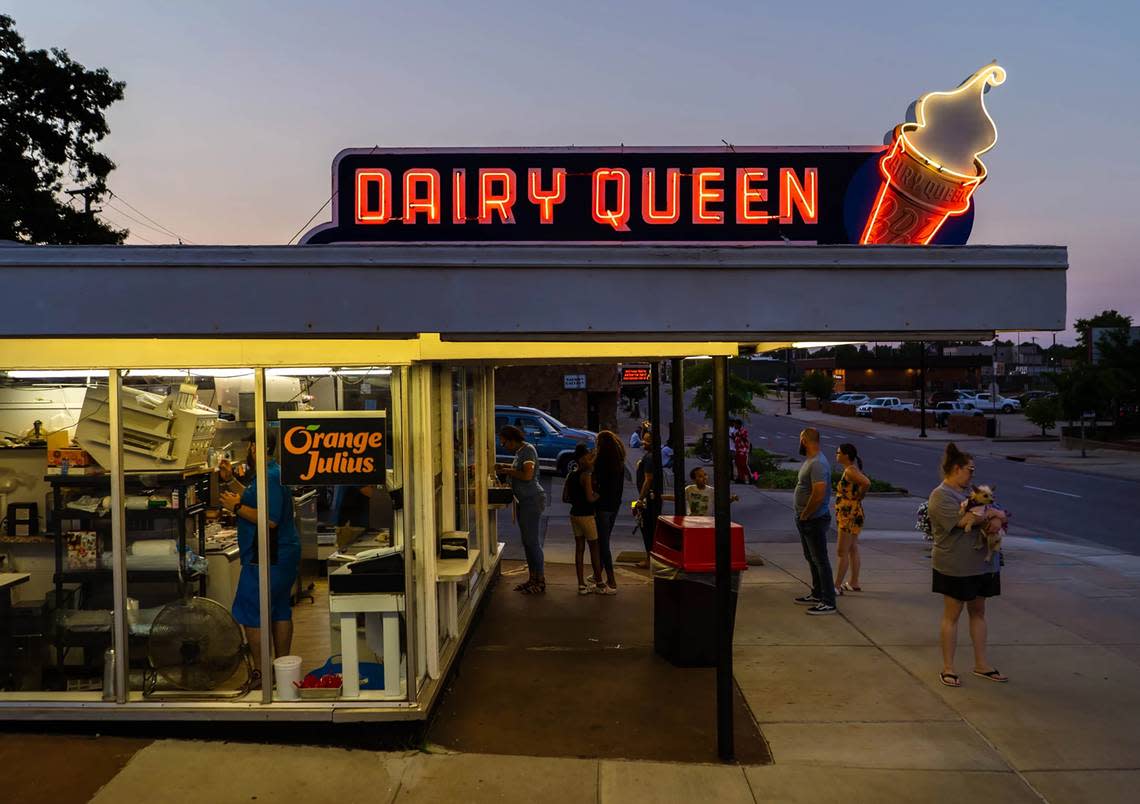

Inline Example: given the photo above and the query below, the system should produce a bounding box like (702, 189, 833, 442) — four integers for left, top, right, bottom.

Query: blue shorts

(231, 546, 300, 627)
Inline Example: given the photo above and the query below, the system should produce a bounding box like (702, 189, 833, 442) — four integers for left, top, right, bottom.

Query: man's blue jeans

(797, 515, 835, 606)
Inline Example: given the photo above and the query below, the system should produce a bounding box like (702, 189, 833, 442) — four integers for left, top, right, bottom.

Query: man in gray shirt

(793, 428, 837, 614)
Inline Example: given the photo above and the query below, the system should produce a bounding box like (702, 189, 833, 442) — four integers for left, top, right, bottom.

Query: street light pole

(785, 348, 792, 415)
(919, 341, 928, 438)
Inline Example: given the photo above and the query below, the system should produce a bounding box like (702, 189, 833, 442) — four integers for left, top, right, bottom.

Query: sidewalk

(69, 521, 1140, 804)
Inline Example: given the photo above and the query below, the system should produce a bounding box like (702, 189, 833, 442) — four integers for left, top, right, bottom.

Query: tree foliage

(0, 15, 126, 243)
(1074, 310, 1132, 354)
(1025, 397, 1059, 437)
(801, 370, 835, 400)
(683, 359, 767, 421)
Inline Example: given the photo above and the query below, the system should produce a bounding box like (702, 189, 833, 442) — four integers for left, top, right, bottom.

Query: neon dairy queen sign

(301, 64, 1004, 248)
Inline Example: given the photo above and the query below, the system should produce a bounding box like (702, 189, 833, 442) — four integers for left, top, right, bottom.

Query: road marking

(1024, 484, 1082, 499)
(893, 459, 921, 466)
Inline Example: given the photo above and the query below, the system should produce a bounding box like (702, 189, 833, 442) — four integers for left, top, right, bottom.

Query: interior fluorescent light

(6, 370, 109, 379)
(791, 341, 863, 349)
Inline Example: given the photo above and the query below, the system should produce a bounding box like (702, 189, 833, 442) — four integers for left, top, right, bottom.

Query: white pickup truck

(855, 397, 914, 417)
(970, 392, 1022, 414)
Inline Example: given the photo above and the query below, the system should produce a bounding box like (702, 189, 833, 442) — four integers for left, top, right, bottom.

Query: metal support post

(919, 341, 928, 438)
(712, 356, 734, 761)
(671, 358, 686, 516)
(253, 368, 273, 703)
(648, 362, 663, 542)
(108, 370, 128, 703)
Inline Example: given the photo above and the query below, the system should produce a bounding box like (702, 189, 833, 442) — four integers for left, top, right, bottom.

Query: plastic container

(650, 515, 747, 573)
(273, 655, 303, 700)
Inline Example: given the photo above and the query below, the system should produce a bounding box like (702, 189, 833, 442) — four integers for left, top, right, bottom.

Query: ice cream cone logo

(862, 63, 1006, 245)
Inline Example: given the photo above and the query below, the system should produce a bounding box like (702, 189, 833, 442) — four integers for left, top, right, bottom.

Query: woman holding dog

(927, 443, 1007, 688)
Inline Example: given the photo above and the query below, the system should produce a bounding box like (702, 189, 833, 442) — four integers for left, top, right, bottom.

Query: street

(649, 386, 1140, 555)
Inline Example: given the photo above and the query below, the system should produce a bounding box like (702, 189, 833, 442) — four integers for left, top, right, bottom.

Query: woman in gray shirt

(496, 425, 547, 594)
(927, 443, 1007, 687)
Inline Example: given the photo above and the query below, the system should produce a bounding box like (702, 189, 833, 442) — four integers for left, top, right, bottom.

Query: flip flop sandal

(973, 669, 1008, 682)
(940, 672, 961, 687)
(841, 583, 862, 592)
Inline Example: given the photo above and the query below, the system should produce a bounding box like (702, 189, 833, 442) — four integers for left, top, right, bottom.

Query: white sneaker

(601, 585, 617, 595)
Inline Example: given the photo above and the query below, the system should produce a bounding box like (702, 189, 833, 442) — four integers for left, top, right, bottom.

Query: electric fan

(144, 596, 254, 698)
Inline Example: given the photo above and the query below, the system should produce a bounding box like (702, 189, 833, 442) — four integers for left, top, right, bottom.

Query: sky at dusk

(8, 0, 1139, 342)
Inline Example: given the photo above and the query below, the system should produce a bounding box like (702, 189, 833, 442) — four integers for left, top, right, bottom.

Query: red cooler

(650, 515, 747, 667)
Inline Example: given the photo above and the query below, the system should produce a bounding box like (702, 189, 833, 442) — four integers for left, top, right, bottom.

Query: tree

(1049, 364, 1101, 422)
(801, 370, 835, 400)
(683, 358, 767, 421)
(0, 15, 126, 244)
(1025, 397, 1059, 437)
(1074, 310, 1133, 355)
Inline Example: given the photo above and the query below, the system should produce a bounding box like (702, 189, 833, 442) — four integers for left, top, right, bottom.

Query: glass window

(0, 370, 117, 700)
(267, 367, 407, 702)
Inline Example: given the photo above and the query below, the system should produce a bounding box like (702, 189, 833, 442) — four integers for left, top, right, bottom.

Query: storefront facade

(0, 67, 1072, 721)
(0, 242, 1066, 722)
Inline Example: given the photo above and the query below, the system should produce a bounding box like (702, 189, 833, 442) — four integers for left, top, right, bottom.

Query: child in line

(664, 466, 738, 516)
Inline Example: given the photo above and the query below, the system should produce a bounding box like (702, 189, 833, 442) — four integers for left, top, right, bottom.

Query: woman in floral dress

(833, 442, 870, 593)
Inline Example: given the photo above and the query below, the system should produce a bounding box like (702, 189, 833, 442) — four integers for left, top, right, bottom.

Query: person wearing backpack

(564, 444, 604, 595)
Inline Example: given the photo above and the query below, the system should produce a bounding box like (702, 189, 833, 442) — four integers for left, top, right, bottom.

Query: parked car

(970, 393, 1021, 414)
(494, 405, 596, 475)
(855, 397, 912, 417)
(1016, 390, 1055, 407)
(933, 400, 984, 427)
(832, 393, 870, 406)
(931, 389, 979, 404)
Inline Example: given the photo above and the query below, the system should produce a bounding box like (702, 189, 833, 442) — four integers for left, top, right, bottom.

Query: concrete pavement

(8, 397, 1140, 803)
(12, 491, 1134, 804)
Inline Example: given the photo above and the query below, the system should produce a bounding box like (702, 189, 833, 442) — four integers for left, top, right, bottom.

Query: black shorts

(932, 569, 1001, 602)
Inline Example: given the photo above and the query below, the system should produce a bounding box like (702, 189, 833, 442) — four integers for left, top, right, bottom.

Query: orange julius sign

(277, 411, 387, 486)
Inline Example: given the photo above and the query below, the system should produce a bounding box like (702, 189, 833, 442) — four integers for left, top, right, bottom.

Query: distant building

(797, 354, 988, 394)
(494, 364, 620, 432)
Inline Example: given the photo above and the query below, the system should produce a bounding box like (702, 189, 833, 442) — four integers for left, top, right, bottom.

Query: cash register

(328, 546, 405, 594)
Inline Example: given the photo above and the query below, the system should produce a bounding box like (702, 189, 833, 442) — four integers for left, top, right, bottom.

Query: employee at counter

(217, 431, 301, 677)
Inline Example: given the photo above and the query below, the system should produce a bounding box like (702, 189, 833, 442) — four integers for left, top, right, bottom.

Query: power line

(107, 190, 195, 244)
(286, 144, 380, 245)
(104, 200, 181, 242)
(97, 206, 164, 244)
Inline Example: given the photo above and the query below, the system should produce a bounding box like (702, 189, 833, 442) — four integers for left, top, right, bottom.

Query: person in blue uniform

(218, 431, 300, 674)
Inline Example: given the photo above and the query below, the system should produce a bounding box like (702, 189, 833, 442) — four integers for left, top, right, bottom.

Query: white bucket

(273, 655, 303, 700)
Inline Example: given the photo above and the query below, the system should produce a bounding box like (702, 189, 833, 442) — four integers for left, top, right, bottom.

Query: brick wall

(494, 364, 620, 431)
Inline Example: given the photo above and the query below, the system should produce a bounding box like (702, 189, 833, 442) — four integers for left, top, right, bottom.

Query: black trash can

(653, 562, 740, 667)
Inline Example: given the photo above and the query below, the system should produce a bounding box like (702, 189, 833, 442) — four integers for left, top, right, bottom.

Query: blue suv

(495, 405, 596, 475)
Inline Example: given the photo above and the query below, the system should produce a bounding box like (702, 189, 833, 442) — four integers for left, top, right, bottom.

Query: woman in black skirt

(927, 443, 1008, 688)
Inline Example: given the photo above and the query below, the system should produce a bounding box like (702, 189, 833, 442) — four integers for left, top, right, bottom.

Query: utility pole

(65, 186, 99, 215)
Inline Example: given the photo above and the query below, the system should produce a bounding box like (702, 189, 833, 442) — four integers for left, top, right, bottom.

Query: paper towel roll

(131, 539, 177, 556)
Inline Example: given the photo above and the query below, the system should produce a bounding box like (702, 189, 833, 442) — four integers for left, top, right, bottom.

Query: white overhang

(0, 244, 1066, 343)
